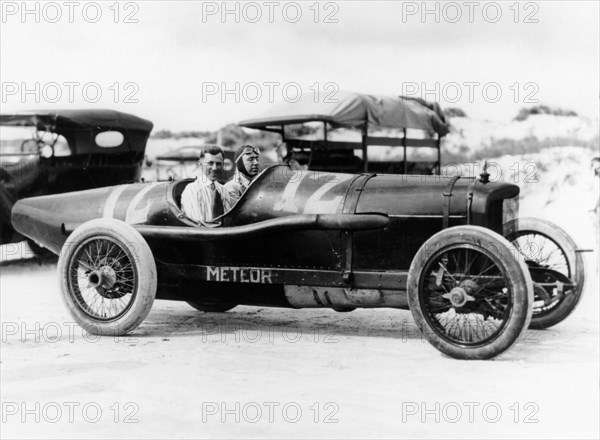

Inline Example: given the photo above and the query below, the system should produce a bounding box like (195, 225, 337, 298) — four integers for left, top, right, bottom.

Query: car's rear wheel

(504, 218, 585, 329)
(407, 226, 533, 360)
(58, 219, 157, 336)
(186, 301, 237, 313)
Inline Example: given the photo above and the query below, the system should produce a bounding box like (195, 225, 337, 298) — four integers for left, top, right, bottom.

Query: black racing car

(11, 163, 586, 360)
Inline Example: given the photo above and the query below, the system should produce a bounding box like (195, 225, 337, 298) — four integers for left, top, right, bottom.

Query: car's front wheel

(407, 226, 533, 360)
(504, 217, 585, 329)
(58, 219, 157, 336)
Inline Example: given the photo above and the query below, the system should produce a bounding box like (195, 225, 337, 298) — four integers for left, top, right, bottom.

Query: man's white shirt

(180, 173, 232, 224)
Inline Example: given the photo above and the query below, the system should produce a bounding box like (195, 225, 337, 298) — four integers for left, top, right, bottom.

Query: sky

(1, 1, 599, 131)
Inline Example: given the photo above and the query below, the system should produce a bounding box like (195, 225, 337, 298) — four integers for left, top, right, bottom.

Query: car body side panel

(148, 230, 343, 270)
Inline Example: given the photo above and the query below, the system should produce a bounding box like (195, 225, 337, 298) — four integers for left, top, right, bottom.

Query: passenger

(181, 145, 232, 224)
(225, 144, 261, 202)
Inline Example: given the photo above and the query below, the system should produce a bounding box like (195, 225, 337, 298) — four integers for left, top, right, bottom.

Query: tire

(58, 218, 157, 336)
(407, 226, 533, 360)
(504, 217, 585, 329)
(187, 301, 237, 313)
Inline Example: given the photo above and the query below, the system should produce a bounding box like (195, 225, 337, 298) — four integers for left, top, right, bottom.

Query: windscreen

(0, 126, 70, 157)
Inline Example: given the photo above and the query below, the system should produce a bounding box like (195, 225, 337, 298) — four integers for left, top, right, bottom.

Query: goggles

(236, 146, 260, 163)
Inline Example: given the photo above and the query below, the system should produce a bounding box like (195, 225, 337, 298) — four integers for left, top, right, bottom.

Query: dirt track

(1, 250, 598, 439)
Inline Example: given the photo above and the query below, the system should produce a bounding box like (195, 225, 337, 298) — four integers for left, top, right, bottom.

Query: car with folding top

(11, 158, 585, 360)
(0, 109, 153, 250)
(238, 91, 449, 175)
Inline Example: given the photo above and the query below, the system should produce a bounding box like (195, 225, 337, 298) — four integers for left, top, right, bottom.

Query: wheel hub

(443, 280, 477, 308)
(87, 266, 117, 289)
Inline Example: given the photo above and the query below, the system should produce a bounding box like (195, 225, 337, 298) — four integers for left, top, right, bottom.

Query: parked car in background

(0, 109, 153, 252)
(239, 91, 449, 175)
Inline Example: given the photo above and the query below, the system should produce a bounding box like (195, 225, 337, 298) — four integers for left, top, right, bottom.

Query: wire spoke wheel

(408, 226, 533, 360)
(68, 237, 137, 321)
(421, 245, 513, 347)
(504, 218, 584, 329)
(58, 219, 157, 336)
(512, 233, 569, 275)
(512, 232, 569, 316)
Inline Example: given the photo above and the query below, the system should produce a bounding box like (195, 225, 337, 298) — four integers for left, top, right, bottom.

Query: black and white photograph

(1, 1, 599, 438)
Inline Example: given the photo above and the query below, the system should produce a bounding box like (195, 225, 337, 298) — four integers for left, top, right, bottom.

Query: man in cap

(181, 145, 232, 224)
(225, 144, 261, 202)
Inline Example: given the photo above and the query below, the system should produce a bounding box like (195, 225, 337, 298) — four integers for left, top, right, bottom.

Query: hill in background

(145, 106, 599, 171)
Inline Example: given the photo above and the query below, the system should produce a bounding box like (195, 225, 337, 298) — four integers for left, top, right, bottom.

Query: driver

(181, 145, 232, 224)
(225, 144, 261, 202)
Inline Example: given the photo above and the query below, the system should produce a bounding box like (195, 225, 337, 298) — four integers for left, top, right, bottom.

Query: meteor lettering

(206, 267, 272, 284)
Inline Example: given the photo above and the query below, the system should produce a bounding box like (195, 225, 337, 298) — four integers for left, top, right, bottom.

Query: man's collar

(195, 171, 220, 188)
(235, 170, 252, 186)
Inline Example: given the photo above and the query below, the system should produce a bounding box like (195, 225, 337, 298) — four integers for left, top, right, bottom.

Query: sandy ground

(1, 149, 599, 439)
(1, 254, 598, 439)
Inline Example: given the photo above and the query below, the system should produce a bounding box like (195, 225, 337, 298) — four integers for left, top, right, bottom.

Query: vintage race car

(11, 164, 585, 359)
(0, 109, 153, 251)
